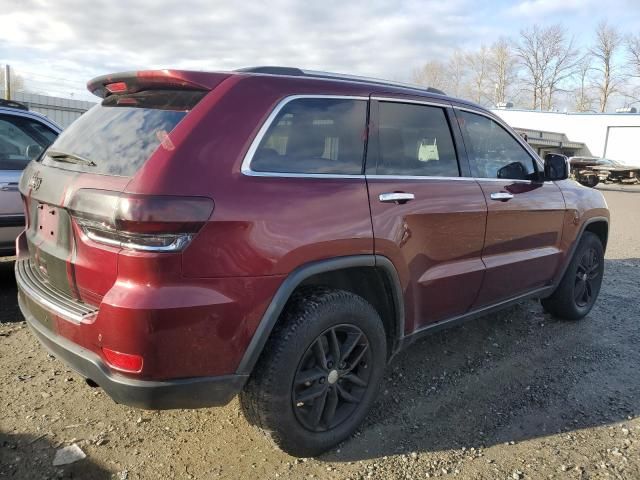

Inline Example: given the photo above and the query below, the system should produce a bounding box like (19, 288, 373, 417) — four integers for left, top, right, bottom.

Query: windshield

(41, 89, 206, 177)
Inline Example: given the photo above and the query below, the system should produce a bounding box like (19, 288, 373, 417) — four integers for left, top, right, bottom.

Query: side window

(0, 115, 57, 170)
(375, 102, 459, 177)
(250, 98, 367, 175)
(458, 110, 537, 180)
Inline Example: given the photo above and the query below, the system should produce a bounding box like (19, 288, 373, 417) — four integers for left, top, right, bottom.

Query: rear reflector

(102, 347, 143, 373)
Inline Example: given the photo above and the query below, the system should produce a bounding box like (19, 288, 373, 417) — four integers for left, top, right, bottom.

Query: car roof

(0, 106, 63, 133)
(231, 66, 488, 112)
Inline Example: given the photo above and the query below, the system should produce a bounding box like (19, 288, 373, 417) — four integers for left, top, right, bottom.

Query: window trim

(453, 106, 545, 177)
(240, 94, 370, 179)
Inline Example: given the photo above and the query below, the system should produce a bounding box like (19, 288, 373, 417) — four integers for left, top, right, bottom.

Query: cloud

(1, 0, 637, 101)
(507, 0, 591, 16)
(0, 0, 488, 99)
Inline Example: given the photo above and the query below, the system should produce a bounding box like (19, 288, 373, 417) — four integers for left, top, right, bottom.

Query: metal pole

(4, 64, 11, 100)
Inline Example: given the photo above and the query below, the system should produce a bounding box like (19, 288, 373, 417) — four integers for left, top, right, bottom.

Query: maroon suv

(16, 67, 609, 456)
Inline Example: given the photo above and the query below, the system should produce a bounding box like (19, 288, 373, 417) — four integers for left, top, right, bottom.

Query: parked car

(569, 156, 640, 187)
(15, 68, 609, 457)
(0, 99, 61, 256)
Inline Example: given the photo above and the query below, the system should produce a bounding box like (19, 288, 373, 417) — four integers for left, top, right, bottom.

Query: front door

(366, 98, 487, 334)
(454, 108, 566, 308)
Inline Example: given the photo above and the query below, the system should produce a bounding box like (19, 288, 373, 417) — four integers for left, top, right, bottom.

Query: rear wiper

(47, 150, 97, 167)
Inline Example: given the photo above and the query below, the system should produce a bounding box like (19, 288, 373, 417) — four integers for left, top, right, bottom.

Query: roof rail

(0, 98, 29, 111)
(235, 66, 446, 95)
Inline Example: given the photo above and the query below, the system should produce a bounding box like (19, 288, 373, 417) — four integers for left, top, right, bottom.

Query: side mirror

(544, 153, 569, 181)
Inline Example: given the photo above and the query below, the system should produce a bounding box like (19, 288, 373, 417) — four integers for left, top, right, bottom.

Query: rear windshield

(41, 89, 206, 177)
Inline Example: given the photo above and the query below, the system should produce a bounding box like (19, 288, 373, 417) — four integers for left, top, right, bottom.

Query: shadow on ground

(2, 253, 639, 465)
(0, 258, 20, 324)
(325, 258, 640, 461)
(0, 431, 111, 479)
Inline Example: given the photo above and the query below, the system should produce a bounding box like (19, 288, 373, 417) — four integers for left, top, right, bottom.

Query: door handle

(379, 192, 415, 204)
(0, 182, 19, 192)
(490, 192, 514, 201)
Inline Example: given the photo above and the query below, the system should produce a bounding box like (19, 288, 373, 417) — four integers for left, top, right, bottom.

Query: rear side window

(375, 102, 459, 177)
(0, 115, 57, 170)
(250, 98, 367, 175)
(457, 110, 537, 180)
(41, 89, 206, 177)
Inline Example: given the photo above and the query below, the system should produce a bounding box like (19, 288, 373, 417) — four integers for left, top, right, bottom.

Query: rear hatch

(18, 70, 223, 307)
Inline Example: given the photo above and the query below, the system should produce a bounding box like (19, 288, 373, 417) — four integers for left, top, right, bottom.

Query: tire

(541, 231, 604, 320)
(578, 175, 599, 188)
(239, 287, 387, 457)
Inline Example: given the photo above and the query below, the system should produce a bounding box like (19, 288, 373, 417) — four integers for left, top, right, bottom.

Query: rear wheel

(240, 287, 386, 457)
(542, 232, 604, 319)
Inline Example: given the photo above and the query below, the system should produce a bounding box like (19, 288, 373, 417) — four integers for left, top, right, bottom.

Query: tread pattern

(542, 231, 604, 320)
(240, 286, 385, 456)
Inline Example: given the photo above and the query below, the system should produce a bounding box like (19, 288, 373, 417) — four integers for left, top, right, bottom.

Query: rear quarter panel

(125, 75, 376, 277)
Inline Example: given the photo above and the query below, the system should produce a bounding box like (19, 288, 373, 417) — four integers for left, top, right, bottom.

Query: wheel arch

(584, 218, 609, 251)
(551, 216, 609, 292)
(235, 255, 405, 376)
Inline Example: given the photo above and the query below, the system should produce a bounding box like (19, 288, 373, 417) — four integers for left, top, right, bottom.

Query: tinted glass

(376, 102, 459, 177)
(458, 111, 536, 180)
(41, 90, 206, 177)
(251, 98, 367, 174)
(0, 115, 57, 170)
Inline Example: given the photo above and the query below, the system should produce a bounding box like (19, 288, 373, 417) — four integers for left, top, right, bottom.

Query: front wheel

(541, 231, 604, 319)
(240, 287, 387, 457)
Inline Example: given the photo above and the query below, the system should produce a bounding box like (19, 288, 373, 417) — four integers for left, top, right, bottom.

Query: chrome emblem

(29, 171, 43, 191)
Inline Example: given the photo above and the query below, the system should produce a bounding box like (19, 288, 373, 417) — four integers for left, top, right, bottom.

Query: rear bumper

(19, 293, 247, 410)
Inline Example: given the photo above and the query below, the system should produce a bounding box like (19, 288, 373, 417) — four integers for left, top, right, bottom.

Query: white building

(491, 108, 640, 166)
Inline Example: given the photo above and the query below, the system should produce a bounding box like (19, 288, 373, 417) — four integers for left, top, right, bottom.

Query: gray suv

(0, 100, 61, 255)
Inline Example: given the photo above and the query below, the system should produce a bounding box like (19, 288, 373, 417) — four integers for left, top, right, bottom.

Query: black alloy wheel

(292, 324, 372, 432)
(574, 247, 601, 307)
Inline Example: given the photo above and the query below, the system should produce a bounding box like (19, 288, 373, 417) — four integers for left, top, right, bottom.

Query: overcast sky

(1, 0, 640, 102)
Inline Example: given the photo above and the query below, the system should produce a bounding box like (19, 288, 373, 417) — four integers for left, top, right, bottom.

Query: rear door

(366, 97, 488, 334)
(454, 108, 566, 307)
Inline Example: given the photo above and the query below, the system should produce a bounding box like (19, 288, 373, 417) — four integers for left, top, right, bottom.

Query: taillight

(102, 347, 143, 373)
(68, 189, 213, 253)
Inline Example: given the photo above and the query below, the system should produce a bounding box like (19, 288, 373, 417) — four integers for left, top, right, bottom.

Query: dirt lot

(1, 188, 639, 480)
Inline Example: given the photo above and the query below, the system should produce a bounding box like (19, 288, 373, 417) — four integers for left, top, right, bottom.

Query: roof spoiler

(87, 70, 228, 98)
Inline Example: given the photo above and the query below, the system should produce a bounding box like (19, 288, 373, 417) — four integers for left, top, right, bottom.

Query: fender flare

(235, 254, 404, 375)
(550, 216, 609, 292)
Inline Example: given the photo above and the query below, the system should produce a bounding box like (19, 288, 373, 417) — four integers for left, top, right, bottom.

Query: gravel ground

(1, 188, 639, 480)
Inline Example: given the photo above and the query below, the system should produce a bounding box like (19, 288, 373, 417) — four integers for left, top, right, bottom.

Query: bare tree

(628, 34, 640, 77)
(515, 25, 547, 109)
(573, 54, 595, 112)
(446, 49, 467, 97)
(590, 21, 624, 112)
(543, 27, 579, 110)
(514, 24, 578, 110)
(412, 60, 449, 92)
(465, 45, 491, 105)
(489, 38, 518, 105)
